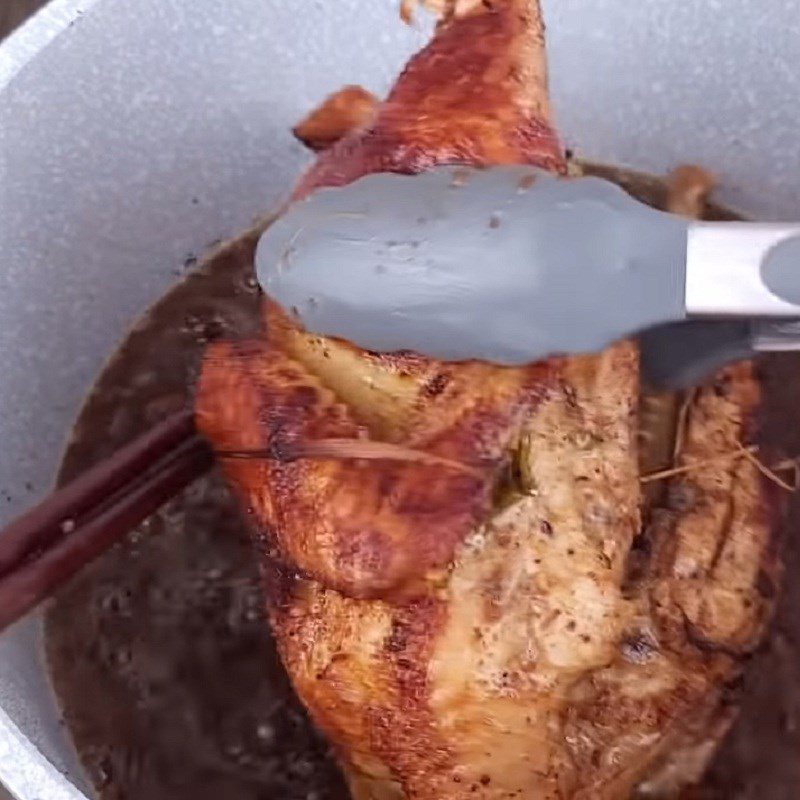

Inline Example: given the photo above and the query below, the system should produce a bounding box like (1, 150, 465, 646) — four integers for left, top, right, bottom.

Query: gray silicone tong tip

(642, 319, 800, 390)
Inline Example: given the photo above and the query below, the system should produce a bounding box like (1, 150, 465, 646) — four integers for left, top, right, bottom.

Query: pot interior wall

(1, 1, 798, 797)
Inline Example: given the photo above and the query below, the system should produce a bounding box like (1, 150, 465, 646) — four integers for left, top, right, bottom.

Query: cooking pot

(1, 1, 798, 797)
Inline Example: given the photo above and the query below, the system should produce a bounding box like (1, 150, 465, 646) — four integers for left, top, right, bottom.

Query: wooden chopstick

(0, 408, 484, 631)
(0, 410, 213, 632)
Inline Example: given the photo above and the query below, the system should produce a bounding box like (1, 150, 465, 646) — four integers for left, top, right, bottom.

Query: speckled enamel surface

(0, 1, 798, 798)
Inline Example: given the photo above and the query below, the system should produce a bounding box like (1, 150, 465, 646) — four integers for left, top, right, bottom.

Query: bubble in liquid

(256, 722, 276, 744)
(96, 585, 133, 617)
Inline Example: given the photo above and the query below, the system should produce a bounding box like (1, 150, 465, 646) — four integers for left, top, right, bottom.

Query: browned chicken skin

(293, 85, 380, 152)
(197, 2, 779, 797)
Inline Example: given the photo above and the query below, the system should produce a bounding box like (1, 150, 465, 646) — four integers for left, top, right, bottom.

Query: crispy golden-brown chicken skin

(197, 2, 780, 797)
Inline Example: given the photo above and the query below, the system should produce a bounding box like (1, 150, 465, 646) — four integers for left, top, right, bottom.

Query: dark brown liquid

(45, 166, 800, 800)
(45, 226, 349, 800)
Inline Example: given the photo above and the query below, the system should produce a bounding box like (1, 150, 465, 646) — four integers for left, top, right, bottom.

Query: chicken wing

(196, 2, 779, 797)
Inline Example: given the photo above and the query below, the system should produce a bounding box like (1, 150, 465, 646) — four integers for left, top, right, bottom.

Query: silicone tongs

(255, 167, 800, 388)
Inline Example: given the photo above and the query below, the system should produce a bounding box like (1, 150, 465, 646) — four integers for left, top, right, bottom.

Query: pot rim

(0, 0, 100, 92)
(0, 2, 97, 796)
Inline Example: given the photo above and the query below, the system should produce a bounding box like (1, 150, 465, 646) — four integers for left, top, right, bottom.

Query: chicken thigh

(197, 2, 779, 797)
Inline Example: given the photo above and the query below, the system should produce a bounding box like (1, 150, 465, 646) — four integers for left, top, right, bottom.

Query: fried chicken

(196, 2, 780, 797)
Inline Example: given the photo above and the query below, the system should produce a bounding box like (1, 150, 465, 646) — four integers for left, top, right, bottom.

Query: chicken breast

(196, 2, 780, 797)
